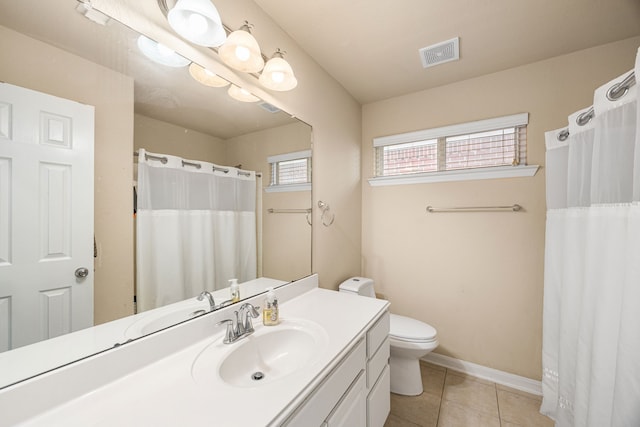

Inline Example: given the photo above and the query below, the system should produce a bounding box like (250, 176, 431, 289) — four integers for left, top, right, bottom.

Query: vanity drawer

(284, 338, 366, 427)
(367, 311, 389, 358)
(367, 336, 389, 389)
(326, 370, 366, 427)
(367, 365, 390, 427)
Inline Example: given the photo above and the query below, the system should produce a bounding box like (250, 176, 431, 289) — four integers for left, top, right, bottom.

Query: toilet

(339, 277, 438, 396)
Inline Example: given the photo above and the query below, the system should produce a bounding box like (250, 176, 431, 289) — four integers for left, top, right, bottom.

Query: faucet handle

(216, 319, 236, 344)
(240, 303, 260, 333)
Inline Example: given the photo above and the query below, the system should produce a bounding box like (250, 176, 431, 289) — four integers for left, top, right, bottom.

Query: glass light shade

(259, 56, 298, 91)
(167, 0, 226, 47)
(227, 85, 260, 102)
(218, 27, 264, 73)
(188, 63, 230, 87)
(137, 35, 190, 67)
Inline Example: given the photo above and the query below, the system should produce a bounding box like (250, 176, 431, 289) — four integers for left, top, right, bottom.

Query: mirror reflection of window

(266, 150, 312, 192)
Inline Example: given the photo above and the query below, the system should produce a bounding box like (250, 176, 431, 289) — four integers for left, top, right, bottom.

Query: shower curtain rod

(133, 151, 262, 177)
(557, 71, 636, 141)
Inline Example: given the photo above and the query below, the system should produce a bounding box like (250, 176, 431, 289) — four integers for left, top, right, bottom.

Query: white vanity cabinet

(283, 310, 390, 427)
(1, 279, 392, 427)
(365, 312, 391, 427)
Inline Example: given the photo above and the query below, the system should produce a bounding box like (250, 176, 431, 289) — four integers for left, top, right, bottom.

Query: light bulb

(235, 45, 251, 62)
(187, 13, 208, 36)
(204, 68, 215, 77)
(271, 71, 285, 84)
(167, 0, 226, 47)
(156, 43, 175, 57)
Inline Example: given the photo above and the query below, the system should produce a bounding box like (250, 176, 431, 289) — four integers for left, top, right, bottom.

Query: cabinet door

(326, 371, 366, 427)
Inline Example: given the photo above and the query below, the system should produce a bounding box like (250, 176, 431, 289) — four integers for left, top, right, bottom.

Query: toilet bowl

(338, 277, 439, 396)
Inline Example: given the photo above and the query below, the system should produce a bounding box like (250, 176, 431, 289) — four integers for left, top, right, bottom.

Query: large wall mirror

(0, 0, 312, 389)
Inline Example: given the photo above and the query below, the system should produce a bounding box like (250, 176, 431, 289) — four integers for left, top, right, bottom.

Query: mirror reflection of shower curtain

(135, 149, 257, 312)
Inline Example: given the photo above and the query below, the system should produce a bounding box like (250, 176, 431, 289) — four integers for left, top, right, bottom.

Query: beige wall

(226, 121, 313, 281)
(361, 36, 640, 380)
(0, 25, 135, 325)
(134, 113, 226, 162)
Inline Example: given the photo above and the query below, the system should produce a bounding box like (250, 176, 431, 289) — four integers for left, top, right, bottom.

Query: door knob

(75, 267, 89, 278)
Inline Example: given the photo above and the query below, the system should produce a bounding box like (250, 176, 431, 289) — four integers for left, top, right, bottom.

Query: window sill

(264, 183, 312, 193)
(368, 165, 540, 187)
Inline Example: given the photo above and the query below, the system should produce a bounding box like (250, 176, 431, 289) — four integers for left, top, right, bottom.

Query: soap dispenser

(263, 287, 279, 326)
(229, 278, 240, 303)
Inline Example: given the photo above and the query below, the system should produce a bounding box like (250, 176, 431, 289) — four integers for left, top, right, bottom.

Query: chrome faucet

(197, 291, 216, 311)
(217, 303, 261, 344)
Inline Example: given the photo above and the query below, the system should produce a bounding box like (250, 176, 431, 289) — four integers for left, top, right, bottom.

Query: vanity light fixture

(75, 1, 110, 26)
(259, 49, 298, 91)
(218, 21, 265, 73)
(137, 35, 190, 67)
(188, 63, 230, 87)
(167, 0, 226, 47)
(227, 84, 260, 103)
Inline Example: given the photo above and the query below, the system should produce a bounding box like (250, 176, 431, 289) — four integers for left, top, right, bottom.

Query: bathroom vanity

(0, 275, 390, 426)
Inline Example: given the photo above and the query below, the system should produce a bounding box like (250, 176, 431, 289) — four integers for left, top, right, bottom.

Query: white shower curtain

(136, 149, 257, 312)
(541, 48, 640, 426)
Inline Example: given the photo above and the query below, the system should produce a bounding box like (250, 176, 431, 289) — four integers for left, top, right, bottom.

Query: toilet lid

(389, 314, 437, 343)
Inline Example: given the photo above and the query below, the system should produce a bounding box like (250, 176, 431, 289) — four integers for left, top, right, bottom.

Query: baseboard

(422, 353, 542, 396)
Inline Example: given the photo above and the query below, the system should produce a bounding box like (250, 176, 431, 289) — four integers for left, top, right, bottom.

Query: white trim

(423, 352, 542, 396)
(373, 113, 529, 147)
(368, 165, 539, 186)
(264, 183, 311, 193)
(267, 150, 312, 164)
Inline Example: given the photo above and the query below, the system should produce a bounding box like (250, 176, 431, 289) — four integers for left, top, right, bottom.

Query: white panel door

(0, 82, 94, 352)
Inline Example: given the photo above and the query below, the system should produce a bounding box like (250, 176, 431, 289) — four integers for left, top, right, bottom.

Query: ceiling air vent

(259, 102, 281, 114)
(419, 37, 459, 69)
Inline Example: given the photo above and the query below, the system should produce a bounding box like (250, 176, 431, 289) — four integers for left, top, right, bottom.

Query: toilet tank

(338, 277, 376, 298)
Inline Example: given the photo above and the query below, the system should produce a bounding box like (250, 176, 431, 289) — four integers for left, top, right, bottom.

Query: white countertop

(9, 284, 388, 426)
(0, 277, 287, 390)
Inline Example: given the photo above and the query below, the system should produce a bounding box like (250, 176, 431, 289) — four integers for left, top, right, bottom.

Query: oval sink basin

(125, 302, 209, 338)
(192, 319, 329, 388)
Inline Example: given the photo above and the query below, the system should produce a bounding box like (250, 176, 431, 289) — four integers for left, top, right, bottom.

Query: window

(265, 150, 311, 192)
(370, 113, 538, 186)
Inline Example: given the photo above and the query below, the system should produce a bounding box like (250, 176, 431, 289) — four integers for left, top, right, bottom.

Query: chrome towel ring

(318, 200, 335, 227)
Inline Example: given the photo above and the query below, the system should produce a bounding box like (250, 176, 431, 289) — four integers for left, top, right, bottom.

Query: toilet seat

(389, 314, 437, 343)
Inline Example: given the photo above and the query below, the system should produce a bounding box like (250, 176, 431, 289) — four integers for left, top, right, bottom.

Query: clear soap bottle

(263, 287, 279, 326)
(229, 278, 240, 303)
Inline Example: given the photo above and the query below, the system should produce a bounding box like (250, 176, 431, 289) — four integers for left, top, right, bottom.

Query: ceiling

(254, 0, 640, 104)
(1, 0, 639, 125)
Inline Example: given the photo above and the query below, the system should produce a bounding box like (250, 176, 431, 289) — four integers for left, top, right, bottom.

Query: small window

(271, 157, 309, 185)
(378, 139, 438, 176)
(373, 113, 530, 182)
(266, 150, 311, 192)
(445, 127, 524, 170)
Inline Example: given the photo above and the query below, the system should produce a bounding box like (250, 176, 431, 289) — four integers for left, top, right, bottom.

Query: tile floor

(384, 361, 555, 427)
